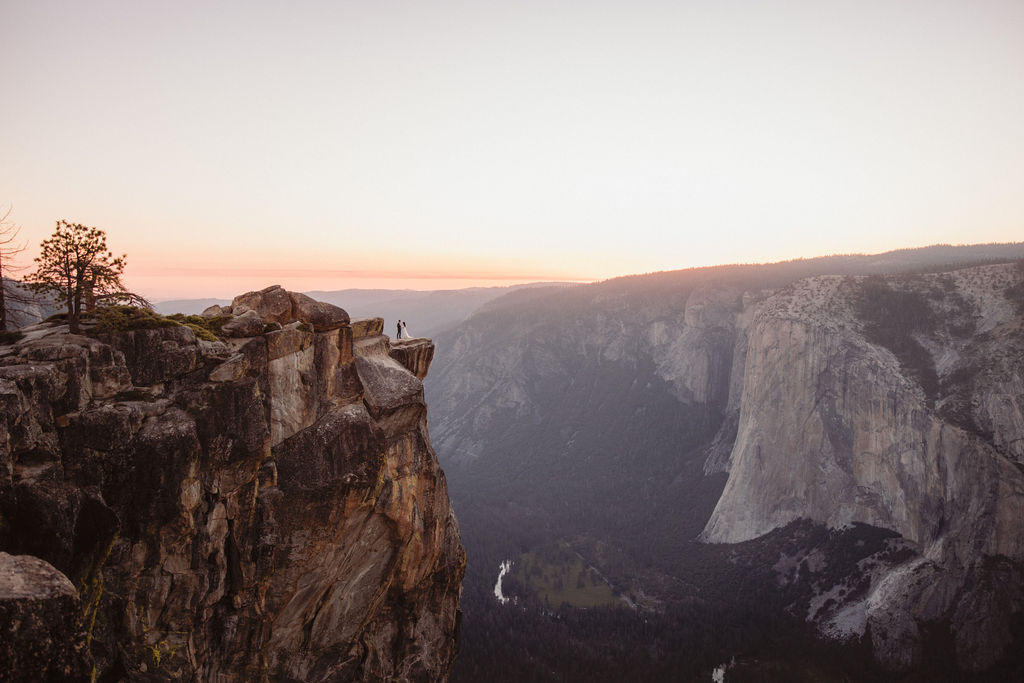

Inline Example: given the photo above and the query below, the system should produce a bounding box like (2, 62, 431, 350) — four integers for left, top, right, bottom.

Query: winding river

(493, 560, 512, 604)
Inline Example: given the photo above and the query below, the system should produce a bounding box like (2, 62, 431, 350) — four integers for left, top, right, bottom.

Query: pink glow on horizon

(126, 268, 594, 301)
(3, 1, 1024, 302)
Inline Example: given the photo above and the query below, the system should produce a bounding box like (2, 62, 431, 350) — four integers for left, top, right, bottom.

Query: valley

(426, 245, 1024, 681)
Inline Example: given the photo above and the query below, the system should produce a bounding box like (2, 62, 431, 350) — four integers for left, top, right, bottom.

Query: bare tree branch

(0, 204, 31, 331)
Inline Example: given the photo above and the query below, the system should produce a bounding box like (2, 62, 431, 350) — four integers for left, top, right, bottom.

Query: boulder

(266, 324, 312, 362)
(220, 310, 265, 338)
(232, 284, 294, 324)
(354, 335, 390, 358)
(221, 286, 351, 335)
(288, 292, 349, 331)
(354, 355, 425, 438)
(389, 338, 435, 380)
(0, 553, 91, 681)
(351, 317, 384, 338)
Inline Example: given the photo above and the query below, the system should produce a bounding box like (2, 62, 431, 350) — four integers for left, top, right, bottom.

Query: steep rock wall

(425, 259, 1024, 674)
(429, 283, 750, 466)
(702, 265, 1024, 669)
(0, 286, 464, 682)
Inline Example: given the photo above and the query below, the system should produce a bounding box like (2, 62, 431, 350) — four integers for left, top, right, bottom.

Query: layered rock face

(702, 264, 1024, 670)
(428, 258, 1024, 674)
(0, 285, 464, 681)
(429, 281, 751, 466)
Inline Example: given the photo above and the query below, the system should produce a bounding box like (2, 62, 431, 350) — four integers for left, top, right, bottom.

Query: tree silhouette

(0, 205, 35, 331)
(27, 220, 144, 333)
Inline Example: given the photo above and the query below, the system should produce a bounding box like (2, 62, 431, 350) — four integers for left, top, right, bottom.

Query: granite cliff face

(702, 264, 1024, 670)
(429, 281, 750, 467)
(428, 255, 1024, 677)
(0, 285, 464, 681)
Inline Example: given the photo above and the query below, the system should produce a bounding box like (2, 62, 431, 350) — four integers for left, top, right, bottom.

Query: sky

(2, 0, 1023, 300)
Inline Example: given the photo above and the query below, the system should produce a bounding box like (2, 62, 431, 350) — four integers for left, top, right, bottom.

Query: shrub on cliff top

(91, 305, 178, 332)
(89, 306, 222, 341)
(165, 313, 229, 341)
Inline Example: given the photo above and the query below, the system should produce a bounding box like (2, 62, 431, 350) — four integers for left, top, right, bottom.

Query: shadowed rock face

(0, 288, 464, 682)
(0, 552, 91, 681)
(390, 338, 436, 381)
(701, 265, 1024, 670)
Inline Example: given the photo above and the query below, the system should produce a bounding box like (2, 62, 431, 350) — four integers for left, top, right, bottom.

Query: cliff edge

(0, 285, 464, 681)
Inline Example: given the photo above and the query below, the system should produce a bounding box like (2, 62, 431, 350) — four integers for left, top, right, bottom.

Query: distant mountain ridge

(154, 283, 573, 338)
(152, 297, 230, 315)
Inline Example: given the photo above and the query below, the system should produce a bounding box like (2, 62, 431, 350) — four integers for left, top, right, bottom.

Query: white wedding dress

(401, 322, 412, 338)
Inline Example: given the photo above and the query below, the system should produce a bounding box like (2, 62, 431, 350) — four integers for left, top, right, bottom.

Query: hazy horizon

(3, 1, 1023, 300)
(146, 239, 1024, 302)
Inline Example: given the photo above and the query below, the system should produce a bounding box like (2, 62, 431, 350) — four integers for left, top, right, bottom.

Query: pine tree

(27, 220, 140, 333)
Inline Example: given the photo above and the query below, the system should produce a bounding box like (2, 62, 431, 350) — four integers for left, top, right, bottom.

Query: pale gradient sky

(2, 0, 1023, 300)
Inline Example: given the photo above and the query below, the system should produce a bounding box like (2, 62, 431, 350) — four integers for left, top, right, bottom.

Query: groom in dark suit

(396, 320, 402, 339)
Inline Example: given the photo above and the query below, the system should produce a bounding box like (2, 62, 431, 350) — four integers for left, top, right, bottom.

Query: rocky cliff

(0, 285, 464, 682)
(427, 253, 1024, 677)
(702, 263, 1024, 670)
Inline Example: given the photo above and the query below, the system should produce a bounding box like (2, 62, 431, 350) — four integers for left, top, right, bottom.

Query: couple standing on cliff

(396, 320, 412, 339)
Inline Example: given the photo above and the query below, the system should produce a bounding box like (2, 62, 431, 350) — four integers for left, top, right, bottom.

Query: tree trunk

(67, 288, 78, 334)
(84, 277, 95, 313)
(0, 261, 7, 331)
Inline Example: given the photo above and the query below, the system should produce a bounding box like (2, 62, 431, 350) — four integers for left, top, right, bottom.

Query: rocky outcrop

(0, 552, 91, 681)
(390, 338, 436, 380)
(702, 264, 1024, 670)
(229, 284, 350, 331)
(0, 287, 463, 681)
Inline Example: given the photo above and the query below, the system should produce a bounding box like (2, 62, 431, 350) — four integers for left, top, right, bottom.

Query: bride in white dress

(400, 321, 411, 338)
